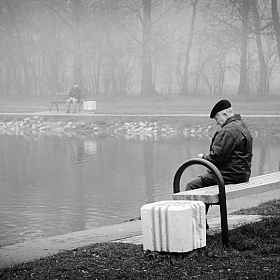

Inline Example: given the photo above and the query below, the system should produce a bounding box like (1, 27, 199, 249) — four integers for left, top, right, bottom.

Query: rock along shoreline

(0, 115, 279, 140)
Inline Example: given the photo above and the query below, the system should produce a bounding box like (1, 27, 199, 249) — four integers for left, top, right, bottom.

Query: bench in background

(50, 92, 87, 112)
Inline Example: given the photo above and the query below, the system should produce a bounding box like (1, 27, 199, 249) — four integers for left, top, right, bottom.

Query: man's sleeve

(77, 89, 82, 100)
(204, 130, 236, 166)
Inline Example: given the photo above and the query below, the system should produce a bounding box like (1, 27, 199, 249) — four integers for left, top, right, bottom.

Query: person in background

(186, 99, 253, 233)
(66, 83, 82, 113)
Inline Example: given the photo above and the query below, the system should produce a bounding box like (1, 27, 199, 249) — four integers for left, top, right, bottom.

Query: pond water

(0, 130, 279, 246)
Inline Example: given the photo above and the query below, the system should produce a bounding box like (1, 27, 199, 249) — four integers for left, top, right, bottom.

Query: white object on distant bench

(83, 101, 96, 111)
(141, 200, 206, 253)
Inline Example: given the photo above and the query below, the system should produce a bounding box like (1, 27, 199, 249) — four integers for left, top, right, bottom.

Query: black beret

(210, 99, 231, 118)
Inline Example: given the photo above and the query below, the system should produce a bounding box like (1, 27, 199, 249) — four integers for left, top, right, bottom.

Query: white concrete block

(83, 101, 96, 111)
(141, 200, 206, 253)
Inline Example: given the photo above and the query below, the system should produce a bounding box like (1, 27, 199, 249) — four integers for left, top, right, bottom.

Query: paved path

(0, 111, 279, 118)
(0, 220, 142, 268)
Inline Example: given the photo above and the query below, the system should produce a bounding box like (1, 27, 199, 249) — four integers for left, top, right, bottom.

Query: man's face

(74, 84, 78, 89)
(214, 111, 227, 127)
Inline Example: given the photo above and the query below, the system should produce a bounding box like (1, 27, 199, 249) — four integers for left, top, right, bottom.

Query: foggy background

(0, 0, 280, 97)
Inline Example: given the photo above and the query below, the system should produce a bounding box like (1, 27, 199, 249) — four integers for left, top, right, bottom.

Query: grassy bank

(1, 113, 280, 140)
(0, 199, 279, 279)
(0, 94, 280, 115)
(1, 97, 280, 140)
(1, 95, 279, 138)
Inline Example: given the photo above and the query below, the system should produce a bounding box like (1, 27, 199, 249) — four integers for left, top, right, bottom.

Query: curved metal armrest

(173, 158, 229, 247)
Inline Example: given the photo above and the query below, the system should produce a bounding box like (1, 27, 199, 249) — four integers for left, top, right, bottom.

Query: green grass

(233, 199, 280, 216)
(0, 94, 280, 114)
(1, 95, 280, 140)
(0, 200, 279, 279)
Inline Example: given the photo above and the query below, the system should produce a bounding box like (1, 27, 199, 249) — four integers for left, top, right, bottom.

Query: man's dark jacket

(203, 114, 253, 184)
(69, 87, 82, 101)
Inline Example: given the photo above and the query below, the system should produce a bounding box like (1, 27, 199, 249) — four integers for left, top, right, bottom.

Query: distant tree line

(1, 0, 280, 97)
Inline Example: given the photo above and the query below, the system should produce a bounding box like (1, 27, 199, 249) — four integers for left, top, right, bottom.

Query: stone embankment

(0, 115, 277, 140)
(0, 116, 214, 140)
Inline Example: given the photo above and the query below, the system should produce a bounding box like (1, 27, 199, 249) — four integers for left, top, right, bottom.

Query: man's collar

(222, 114, 241, 127)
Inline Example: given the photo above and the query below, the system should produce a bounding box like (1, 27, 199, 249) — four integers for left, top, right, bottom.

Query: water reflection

(0, 133, 279, 246)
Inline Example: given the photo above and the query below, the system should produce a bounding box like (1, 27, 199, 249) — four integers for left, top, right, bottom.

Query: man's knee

(186, 173, 218, 191)
(185, 177, 204, 191)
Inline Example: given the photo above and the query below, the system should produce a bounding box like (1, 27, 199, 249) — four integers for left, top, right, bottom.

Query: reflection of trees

(252, 138, 280, 176)
(49, 136, 88, 233)
(95, 138, 115, 195)
(67, 138, 86, 165)
(175, 138, 209, 186)
(92, 138, 143, 218)
(142, 141, 155, 204)
(2, 133, 280, 245)
(0, 134, 90, 241)
(257, 138, 267, 175)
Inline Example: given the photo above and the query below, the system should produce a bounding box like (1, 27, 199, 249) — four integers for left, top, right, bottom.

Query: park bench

(49, 91, 87, 112)
(173, 172, 280, 204)
(172, 158, 280, 246)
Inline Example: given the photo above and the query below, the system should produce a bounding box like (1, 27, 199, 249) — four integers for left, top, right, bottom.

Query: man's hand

(198, 153, 204, 159)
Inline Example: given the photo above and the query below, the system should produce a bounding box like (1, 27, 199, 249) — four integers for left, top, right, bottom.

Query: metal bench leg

(50, 103, 58, 112)
(218, 182, 229, 247)
(173, 158, 229, 247)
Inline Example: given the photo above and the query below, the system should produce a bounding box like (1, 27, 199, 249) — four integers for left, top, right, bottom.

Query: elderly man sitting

(66, 83, 82, 113)
(186, 99, 253, 233)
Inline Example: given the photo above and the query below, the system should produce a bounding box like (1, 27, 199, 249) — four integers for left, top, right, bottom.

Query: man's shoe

(72, 111, 77, 114)
(65, 111, 70, 113)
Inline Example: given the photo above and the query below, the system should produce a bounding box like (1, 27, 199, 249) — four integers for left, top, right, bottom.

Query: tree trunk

(271, 0, 280, 74)
(238, 0, 250, 95)
(141, 0, 155, 96)
(72, 0, 83, 87)
(7, 1, 31, 95)
(180, 0, 199, 96)
(252, 0, 267, 95)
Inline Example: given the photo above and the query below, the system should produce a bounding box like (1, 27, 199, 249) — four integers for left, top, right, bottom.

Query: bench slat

(172, 171, 280, 204)
(49, 92, 87, 111)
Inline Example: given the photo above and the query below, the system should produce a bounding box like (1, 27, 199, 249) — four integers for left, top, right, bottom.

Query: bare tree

(5, 0, 31, 95)
(237, 0, 251, 95)
(72, 0, 84, 87)
(180, 0, 199, 96)
(1, 0, 280, 97)
(141, 0, 155, 95)
(271, 0, 280, 73)
(251, 0, 267, 95)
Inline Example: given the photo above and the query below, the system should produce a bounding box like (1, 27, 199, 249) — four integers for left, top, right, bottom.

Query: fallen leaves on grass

(0, 215, 279, 280)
